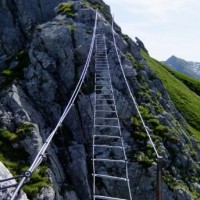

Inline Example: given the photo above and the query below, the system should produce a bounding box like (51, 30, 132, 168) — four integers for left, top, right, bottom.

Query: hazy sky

(104, 0, 200, 62)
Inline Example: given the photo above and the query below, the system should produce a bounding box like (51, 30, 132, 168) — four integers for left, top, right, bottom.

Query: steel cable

(111, 17, 161, 159)
(10, 9, 99, 200)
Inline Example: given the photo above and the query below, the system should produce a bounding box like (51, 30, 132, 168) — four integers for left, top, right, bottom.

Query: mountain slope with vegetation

(142, 51, 200, 139)
(162, 64, 200, 96)
(164, 55, 200, 79)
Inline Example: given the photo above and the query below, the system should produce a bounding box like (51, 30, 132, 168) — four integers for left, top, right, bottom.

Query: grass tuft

(0, 126, 50, 198)
(56, 3, 75, 18)
(125, 52, 142, 69)
(1, 50, 30, 88)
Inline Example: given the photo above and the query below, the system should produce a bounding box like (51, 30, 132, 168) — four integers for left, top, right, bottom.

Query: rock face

(0, 0, 199, 200)
(0, 0, 63, 57)
(135, 36, 148, 54)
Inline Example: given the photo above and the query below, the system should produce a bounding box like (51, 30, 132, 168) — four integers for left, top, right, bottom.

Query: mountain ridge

(164, 55, 200, 79)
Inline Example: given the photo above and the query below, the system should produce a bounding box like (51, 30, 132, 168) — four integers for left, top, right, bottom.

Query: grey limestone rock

(0, 0, 63, 56)
(1, 84, 45, 128)
(67, 143, 91, 200)
(65, 191, 79, 200)
(33, 186, 55, 200)
(0, 162, 28, 200)
(20, 123, 43, 162)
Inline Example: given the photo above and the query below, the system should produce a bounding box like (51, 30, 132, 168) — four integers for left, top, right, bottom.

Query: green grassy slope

(161, 62, 200, 96)
(142, 51, 200, 139)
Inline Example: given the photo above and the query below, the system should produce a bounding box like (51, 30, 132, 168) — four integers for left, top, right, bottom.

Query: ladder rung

(96, 94, 113, 96)
(94, 195, 127, 200)
(95, 73, 110, 75)
(96, 80, 111, 82)
(93, 158, 126, 163)
(93, 174, 128, 181)
(94, 116, 117, 119)
(96, 98, 114, 101)
(95, 65, 108, 67)
(95, 66, 108, 67)
(95, 110, 116, 113)
(95, 75, 110, 78)
(95, 78, 111, 80)
(95, 70, 109, 72)
(95, 59, 107, 60)
(95, 89, 112, 91)
(95, 68, 109, 70)
(95, 58, 107, 59)
(95, 84, 111, 87)
(94, 144, 123, 149)
(95, 83, 111, 85)
(94, 125, 119, 128)
(94, 135, 121, 139)
(95, 117, 118, 120)
(95, 67, 108, 69)
(95, 104, 115, 107)
(95, 75, 110, 77)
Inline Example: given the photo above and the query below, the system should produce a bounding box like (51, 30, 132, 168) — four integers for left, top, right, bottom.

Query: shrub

(125, 52, 142, 69)
(148, 118, 160, 127)
(1, 50, 30, 88)
(122, 34, 130, 42)
(154, 125, 169, 135)
(16, 122, 34, 140)
(0, 129, 18, 142)
(66, 24, 76, 32)
(139, 105, 152, 119)
(2, 69, 15, 76)
(0, 125, 50, 198)
(81, 0, 110, 20)
(132, 131, 148, 141)
(22, 165, 50, 198)
(137, 152, 154, 168)
(56, 3, 75, 18)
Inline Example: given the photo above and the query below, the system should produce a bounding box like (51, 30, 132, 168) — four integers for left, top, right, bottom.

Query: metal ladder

(92, 34, 132, 200)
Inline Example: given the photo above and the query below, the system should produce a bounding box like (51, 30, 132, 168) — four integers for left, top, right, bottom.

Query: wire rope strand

(111, 17, 160, 159)
(10, 9, 99, 200)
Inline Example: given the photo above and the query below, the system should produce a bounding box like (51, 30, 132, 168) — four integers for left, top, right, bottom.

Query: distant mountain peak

(164, 56, 200, 79)
(169, 55, 176, 59)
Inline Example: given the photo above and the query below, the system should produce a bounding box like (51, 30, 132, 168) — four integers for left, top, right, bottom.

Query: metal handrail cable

(10, 9, 98, 200)
(111, 18, 160, 158)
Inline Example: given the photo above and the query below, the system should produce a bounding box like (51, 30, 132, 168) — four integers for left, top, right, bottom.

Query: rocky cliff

(0, 0, 199, 200)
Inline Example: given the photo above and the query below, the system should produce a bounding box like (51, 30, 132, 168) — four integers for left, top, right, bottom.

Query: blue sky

(104, 0, 200, 62)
